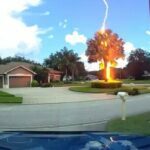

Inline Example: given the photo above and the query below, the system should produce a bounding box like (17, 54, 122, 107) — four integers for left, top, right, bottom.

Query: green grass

(106, 112, 150, 135)
(69, 86, 115, 93)
(69, 85, 150, 95)
(123, 79, 150, 84)
(52, 81, 91, 87)
(0, 91, 22, 103)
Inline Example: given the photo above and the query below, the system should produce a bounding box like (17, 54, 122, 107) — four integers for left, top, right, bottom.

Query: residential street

(0, 87, 150, 131)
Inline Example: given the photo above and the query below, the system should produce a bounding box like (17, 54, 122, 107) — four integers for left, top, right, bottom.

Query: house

(0, 62, 36, 88)
(47, 68, 62, 82)
(85, 74, 98, 80)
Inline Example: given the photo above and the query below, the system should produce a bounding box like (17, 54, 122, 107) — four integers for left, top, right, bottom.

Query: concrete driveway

(2, 87, 116, 104)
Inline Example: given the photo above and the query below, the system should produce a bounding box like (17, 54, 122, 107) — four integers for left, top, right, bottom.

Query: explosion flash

(101, 0, 109, 32)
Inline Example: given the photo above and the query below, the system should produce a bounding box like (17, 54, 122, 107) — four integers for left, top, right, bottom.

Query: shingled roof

(0, 62, 36, 74)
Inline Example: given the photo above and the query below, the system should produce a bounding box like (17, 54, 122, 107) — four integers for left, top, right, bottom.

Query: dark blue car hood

(0, 132, 149, 150)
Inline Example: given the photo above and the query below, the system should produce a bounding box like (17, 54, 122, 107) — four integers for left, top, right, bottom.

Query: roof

(0, 62, 36, 74)
(47, 68, 63, 74)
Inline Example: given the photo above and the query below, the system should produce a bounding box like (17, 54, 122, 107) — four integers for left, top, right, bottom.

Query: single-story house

(47, 68, 62, 82)
(0, 62, 36, 88)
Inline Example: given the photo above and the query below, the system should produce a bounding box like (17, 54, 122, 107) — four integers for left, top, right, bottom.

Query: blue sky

(0, 0, 150, 70)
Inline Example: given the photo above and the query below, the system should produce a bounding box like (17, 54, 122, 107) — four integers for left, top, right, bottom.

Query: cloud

(146, 30, 150, 35)
(65, 31, 87, 45)
(80, 54, 99, 71)
(48, 34, 54, 39)
(0, 0, 43, 58)
(42, 11, 50, 16)
(59, 19, 68, 29)
(117, 42, 136, 68)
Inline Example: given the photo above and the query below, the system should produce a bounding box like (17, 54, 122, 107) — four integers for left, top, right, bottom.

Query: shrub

(41, 83, 53, 87)
(114, 88, 139, 96)
(91, 80, 122, 88)
(63, 81, 72, 84)
(31, 80, 39, 87)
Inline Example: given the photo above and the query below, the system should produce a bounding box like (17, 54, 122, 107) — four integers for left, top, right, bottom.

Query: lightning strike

(101, 0, 109, 32)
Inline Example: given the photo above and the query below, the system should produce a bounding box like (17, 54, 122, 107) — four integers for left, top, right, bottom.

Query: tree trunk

(65, 68, 68, 81)
(72, 69, 75, 81)
(104, 60, 108, 82)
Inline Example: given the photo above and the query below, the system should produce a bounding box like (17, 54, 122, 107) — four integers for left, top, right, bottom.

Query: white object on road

(117, 92, 128, 121)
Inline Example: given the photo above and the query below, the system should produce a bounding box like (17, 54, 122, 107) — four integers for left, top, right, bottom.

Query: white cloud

(42, 11, 50, 16)
(65, 31, 87, 45)
(117, 42, 136, 68)
(80, 54, 99, 71)
(146, 30, 150, 35)
(0, 0, 43, 58)
(48, 34, 54, 39)
(59, 19, 68, 29)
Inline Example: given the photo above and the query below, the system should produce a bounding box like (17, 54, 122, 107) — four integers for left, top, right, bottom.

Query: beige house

(0, 62, 36, 88)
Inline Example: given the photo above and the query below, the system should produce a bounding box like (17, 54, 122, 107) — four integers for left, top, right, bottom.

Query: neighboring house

(47, 68, 62, 82)
(85, 74, 98, 80)
(0, 62, 36, 88)
(142, 70, 150, 79)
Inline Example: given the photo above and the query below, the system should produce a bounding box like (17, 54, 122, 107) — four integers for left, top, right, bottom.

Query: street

(0, 92, 149, 131)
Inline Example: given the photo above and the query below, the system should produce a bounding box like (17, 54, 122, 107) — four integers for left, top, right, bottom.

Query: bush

(41, 83, 53, 87)
(31, 80, 39, 87)
(114, 88, 139, 96)
(91, 80, 122, 88)
(63, 81, 72, 84)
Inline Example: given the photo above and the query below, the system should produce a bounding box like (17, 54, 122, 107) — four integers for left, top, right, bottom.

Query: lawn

(52, 81, 91, 87)
(69, 85, 150, 95)
(123, 79, 150, 84)
(0, 91, 22, 103)
(106, 112, 150, 135)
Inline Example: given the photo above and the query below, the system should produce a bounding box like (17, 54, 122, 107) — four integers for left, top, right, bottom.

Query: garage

(9, 76, 31, 88)
(0, 76, 3, 88)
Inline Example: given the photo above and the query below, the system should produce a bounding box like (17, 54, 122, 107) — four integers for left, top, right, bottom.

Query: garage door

(0, 77, 3, 88)
(9, 76, 31, 88)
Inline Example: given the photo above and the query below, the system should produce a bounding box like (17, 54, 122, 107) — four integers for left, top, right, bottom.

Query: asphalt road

(0, 92, 149, 131)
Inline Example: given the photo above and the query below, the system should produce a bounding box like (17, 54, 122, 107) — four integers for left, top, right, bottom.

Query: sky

(0, 0, 150, 71)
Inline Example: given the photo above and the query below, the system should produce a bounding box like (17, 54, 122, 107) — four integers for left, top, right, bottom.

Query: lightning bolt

(101, 0, 109, 32)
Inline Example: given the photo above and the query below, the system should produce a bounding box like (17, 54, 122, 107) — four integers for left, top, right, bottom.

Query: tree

(0, 56, 40, 65)
(127, 49, 150, 79)
(44, 47, 84, 80)
(86, 29, 125, 81)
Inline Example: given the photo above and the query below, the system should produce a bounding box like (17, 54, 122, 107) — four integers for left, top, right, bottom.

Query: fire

(106, 62, 111, 81)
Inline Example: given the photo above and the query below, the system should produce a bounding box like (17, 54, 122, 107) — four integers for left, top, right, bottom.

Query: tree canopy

(44, 47, 86, 80)
(86, 29, 125, 80)
(127, 48, 150, 79)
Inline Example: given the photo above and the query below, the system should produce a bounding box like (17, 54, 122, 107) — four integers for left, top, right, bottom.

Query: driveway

(2, 87, 116, 104)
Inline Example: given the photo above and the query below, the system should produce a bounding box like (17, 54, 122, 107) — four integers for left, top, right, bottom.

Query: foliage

(86, 29, 124, 80)
(31, 66, 48, 84)
(31, 80, 39, 87)
(41, 83, 53, 87)
(0, 56, 40, 65)
(91, 80, 122, 88)
(126, 49, 150, 79)
(44, 47, 86, 80)
(114, 88, 139, 95)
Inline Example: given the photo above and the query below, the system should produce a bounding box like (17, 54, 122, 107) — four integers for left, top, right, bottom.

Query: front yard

(0, 91, 22, 103)
(69, 85, 150, 95)
(106, 112, 150, 135)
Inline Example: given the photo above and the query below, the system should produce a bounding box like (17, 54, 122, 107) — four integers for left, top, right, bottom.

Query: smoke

(101, 0, 109, 31)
